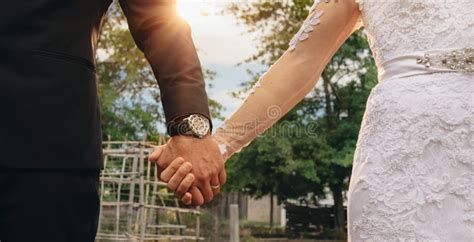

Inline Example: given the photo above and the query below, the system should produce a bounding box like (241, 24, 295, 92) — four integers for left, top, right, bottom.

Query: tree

(97, 3, 223, 141)
(224, 0, 376, 235)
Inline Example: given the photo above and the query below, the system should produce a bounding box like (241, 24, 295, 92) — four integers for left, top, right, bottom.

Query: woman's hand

(149, 146, 195, 205)
(151, 135, 226, 205)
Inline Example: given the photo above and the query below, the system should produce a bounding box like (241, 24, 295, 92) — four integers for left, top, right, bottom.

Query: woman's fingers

(219, 169, 227, 186)
(190, 186, 204, 206)
(181, 192, 193, 205)
(200, 181, 214, 203)
(175, 173, 195, 198)
(167, 161, 193, 191)
(159, 157, 185, 182)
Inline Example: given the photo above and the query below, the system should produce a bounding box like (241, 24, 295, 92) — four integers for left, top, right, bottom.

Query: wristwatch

(167, 114, 211, 138)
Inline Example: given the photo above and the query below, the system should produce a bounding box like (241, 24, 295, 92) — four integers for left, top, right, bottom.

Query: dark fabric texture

(0, 0, 211, 169)
(0, 169, 101, 242)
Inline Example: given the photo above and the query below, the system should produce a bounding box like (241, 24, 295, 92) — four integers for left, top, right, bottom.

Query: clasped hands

(148, 135, 226, 206)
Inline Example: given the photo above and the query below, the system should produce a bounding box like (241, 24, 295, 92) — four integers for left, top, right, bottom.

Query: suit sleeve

(119, 0, 211, 127)
(214, 0, 362, 160)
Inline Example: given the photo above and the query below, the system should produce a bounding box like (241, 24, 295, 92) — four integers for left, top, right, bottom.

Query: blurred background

(95, 0, 377, 241)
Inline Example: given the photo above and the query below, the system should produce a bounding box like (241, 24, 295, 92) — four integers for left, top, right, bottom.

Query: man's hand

(149, 135, 226, 206)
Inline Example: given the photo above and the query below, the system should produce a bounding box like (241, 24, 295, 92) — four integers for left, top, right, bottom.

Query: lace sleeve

(355, 0, 364, 11)
(354, 0, 364, 29)
(214, 0, 361, 160)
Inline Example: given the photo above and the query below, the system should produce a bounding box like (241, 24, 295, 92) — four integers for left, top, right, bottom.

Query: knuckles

(177, 168, 188, 177)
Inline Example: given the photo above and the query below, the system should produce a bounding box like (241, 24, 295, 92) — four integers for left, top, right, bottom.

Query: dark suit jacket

(0, 0, 211, 169)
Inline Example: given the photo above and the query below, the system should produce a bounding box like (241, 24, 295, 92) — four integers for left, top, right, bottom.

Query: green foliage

(227, 0, 316, 65)
(224, 124, 294, 199)
(97, 3, 223, 141)
(242, 235, 258, 242)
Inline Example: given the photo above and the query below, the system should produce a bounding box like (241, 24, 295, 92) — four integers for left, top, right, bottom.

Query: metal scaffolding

(96, 137, 202, 241)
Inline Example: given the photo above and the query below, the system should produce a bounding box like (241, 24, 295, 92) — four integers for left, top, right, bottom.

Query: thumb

(149, 145, 165, 162)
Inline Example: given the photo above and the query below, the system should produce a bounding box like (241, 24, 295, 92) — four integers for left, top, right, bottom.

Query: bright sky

(176, 0, 264, 126)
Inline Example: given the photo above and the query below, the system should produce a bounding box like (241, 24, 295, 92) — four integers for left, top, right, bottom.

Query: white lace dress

(213, 1, 474, 241)
(348, 1, 474, 241)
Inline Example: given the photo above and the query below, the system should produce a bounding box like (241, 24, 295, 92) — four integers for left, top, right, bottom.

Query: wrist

(167, 114, 211, 138)
(171, 133, 211, 142)
(213, 136, 233, 162)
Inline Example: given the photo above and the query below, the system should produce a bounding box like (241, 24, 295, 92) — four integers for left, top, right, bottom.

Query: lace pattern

(348, 73, 474, 241)
(289, 0, 325, 51)
(348, 1, 474, 240)
(214, 1, 474, 240)
(358, 0, 474, 68)
(355, 0, 364, 10)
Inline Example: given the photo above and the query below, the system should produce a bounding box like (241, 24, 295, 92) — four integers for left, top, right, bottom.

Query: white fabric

(378, 48, 463, 81)
(349, 1, 474, 240)
(214, 0, 474, 240)
(289, 0, 325, 51)
(358, 0, 474, 72)
(349, 72, 474, 241)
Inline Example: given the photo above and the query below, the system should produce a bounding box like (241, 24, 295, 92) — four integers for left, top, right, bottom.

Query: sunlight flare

(177, 0, 213, 23)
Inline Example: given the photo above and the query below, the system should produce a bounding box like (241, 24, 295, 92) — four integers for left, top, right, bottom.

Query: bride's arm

(214, 0, 361, 160)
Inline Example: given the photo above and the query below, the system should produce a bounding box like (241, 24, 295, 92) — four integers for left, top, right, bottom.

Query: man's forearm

(119, 0, 211, 126)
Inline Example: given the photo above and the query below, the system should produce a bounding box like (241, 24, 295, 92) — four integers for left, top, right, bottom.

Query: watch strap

(167, 119, 191, 137)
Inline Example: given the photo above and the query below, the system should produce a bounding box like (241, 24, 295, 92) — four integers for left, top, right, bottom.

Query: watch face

(188, 115, 210, 138)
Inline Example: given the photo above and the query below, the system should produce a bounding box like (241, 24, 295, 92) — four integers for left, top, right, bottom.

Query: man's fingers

(160, 158, 185, 182)
(167, 162, 193, 191)
(190, 186, 204, 206)
(175, 173, 195, 198)
(210, 176, 221, 196)
(181, 192, 193, 205)
(200, 182, 214, 203)
(219, 169, 227, 186)
(148, 146, 164, 161)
